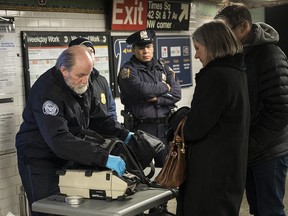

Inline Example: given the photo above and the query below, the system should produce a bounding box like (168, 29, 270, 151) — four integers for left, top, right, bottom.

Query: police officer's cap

(126, 30, 155, 47)
(68, 37, 95, 54)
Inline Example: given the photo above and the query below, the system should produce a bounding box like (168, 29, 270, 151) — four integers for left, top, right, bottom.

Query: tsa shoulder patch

(42, 100, 59, 116)
(119, 68, 130, 79)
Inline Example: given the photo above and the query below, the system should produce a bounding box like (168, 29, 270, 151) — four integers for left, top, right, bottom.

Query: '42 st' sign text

(147, 1, 190, 30)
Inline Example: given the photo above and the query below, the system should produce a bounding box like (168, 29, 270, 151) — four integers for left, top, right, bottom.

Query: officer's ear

(60, 66, 69, 79)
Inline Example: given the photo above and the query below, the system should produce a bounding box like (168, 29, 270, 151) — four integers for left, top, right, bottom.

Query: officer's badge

(120, 68, 130, 79)
(140, 30, 148, 39)
(100, 93, 107, 105)
(42, 100, 59, 116)
(162, 73, 167, 82)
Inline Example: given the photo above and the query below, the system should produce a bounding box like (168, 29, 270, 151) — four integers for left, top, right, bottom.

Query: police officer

(69, 38, 117, 120)
(16, 46, 133, 216)
(118, 30, 181, 167)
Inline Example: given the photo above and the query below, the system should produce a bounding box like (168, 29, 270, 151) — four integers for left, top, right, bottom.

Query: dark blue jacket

(118, 56, 181, 119)
(91, 68, 117, 120)
(16, 67, 128, 169)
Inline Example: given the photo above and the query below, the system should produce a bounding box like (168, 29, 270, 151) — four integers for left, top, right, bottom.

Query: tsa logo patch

(42, 100, 59, 116)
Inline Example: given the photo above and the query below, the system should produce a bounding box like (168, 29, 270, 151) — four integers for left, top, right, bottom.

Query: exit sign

(111, 0, 148, 31)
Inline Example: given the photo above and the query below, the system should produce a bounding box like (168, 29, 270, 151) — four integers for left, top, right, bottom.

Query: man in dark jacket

(69, 38, 117, 120)
(118, 30, 181, 167)
(215, 3, 288, 216)
(16, 46, 132, 216)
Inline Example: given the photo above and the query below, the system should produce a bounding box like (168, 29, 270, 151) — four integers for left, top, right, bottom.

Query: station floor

(166, 181, 288, 215)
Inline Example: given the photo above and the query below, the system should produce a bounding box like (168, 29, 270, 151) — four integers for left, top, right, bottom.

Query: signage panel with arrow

(147, 1, 190, 30)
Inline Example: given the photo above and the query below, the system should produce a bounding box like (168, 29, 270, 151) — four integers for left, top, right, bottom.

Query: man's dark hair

(214, 3, 252, 29)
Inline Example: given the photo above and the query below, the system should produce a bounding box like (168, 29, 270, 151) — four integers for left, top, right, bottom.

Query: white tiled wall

(0, 153, 20, 216)
(0, 4, 264, 216)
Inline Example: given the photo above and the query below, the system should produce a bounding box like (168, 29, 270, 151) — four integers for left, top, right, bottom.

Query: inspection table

(32, 185, 177, 216)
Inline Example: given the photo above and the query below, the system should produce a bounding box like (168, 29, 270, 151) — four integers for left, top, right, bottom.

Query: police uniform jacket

(177, 54, 250, 216)
(16, 66, 128, 169)
(118, 56, 181, 119)
(243, 22, 288, 166)
(90, 68, 117, 120)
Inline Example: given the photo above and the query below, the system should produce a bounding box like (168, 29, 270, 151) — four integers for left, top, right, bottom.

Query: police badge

(140, 30, 149, 40)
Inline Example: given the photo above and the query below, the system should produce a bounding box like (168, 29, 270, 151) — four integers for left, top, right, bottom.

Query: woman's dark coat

(176, 54, 250, 216)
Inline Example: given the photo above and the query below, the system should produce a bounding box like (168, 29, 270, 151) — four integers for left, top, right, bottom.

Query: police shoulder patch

(168, 66, 176, 79)
(162, 73, 167, 82)
(42, 100, 59, 116)
(168, 66, 174, 73)
(158, 58, 165, 66)
(119, 68, 130, 79)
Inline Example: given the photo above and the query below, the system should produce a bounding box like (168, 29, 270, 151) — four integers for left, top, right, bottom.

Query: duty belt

(121, 109, 175, 128)
(136, 117, 166, 124)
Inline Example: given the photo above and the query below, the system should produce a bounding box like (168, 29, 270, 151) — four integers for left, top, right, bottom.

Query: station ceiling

(192, 0, 288, 8)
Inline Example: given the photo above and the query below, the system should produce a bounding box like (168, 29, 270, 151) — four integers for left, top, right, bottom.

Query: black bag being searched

(127, 130, 165, 169)
(81, 129, 157, 185)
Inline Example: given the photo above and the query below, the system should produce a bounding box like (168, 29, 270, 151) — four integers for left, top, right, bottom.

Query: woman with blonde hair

(169, 20, 250, 216)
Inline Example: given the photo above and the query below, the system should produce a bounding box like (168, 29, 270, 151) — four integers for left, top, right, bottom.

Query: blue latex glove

(105, 155, 126, 176)
(124, 132, 134, 145)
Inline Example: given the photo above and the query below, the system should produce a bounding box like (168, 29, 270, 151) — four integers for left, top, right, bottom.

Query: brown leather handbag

(154, 116, 187, 188)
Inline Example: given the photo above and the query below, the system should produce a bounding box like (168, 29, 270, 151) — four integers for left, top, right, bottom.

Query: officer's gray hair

(55, 47, 76, 71)
(192, 20, 243, 63)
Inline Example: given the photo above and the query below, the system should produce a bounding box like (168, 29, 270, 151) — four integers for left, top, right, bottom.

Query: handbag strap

(180, 116, 187, 153)
(173, 116, 187, 153)
(173, 116, 187, 142)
